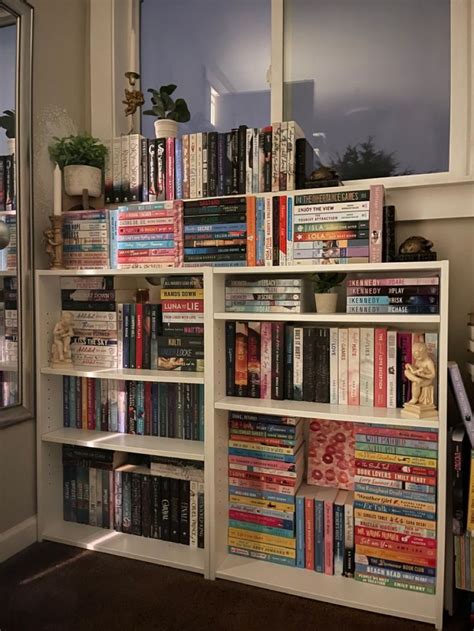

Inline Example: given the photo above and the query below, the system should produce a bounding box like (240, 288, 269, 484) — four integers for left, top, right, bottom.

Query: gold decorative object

(401, 341, 437, 419)
(43, 214, 64, 269)
(123, 71, 144, 117)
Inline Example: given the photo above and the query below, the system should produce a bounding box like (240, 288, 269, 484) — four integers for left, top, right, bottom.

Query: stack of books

(0, 211, 16, 271)
(354, 425, 437, 594)
(225, 277, 309, 313)
(109, 201, 183, 269)
(0, 154, 15, 211)
(63, 209, 110, 270)
(104, 134, 145, 204)
(227, 412, 305, 567)
(0, 275, 17, 367)
(62, 377, 204, 440)
(346, 275, 440, 315)
(61, 276, 135, 368)
(119, 302, 161, 370)
(183, 197, 248, 267)
(159, 276, 204, 372)
(225, 322, 438, 409)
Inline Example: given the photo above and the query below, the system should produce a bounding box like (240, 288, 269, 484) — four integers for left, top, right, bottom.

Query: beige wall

(0, 0, 88, 535)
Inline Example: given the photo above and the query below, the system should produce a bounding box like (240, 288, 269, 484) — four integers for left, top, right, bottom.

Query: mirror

(0, 0, 33, 423)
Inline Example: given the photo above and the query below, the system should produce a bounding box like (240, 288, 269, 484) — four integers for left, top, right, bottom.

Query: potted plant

(309, 272, 346, 313)
(143, 84, 191, 139)
(48, 132, 108, 198)
(0, 109, 15, 153)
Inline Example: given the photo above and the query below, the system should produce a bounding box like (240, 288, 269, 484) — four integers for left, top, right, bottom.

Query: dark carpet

(0, 542, 469, 630)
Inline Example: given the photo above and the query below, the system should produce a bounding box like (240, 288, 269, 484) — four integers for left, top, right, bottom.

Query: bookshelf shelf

(214, 396, 439, 427)
(36, 268, 209, 278)
(0, 269, 16, 276)
(214, 312, 441, 324)
(0, 361, 18, 372)
(42, 521, 205, 573)
(215, 555, 436, 625)
(40, 366, 205, 384)
(213, 262, 446, 275)
(42, 428, 205, 460)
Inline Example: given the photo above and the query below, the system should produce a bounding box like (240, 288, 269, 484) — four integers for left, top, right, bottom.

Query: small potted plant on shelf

(309, 272, 346, 313)
(143, 84, 191, 139)
(0, 109, 15, 153)
(48, 132, 108, 198)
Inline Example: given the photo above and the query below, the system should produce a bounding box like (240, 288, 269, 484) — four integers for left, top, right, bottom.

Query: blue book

(136, 381, 145, 435)
(334, 490, 347, 576)
(108, 208, 118, 268)
(63, 244, 108, 252)
(228, 447, 298, 463)
(314, 492, 325, 573)
(68, 376, 76, 428)
(256, 197, 265, 265)
(175, 138, 183, 199)
(287, 196, 293, 261)
(217, 133, 226, 196)
(118, 240, 176, 250)
(295, 491, 305, 568)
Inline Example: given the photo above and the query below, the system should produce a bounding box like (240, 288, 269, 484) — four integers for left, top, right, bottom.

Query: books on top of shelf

(62, 210, 110, 270)
(0, 211, 16, 271)
(225, 321, 438, 410)
(224, 276, 311, 313)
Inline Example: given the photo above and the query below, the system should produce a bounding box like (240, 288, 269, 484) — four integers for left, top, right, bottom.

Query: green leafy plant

(143, 84, 191, 122)
(0, 109, 15, 139)
(48, 132, 108, 169)
(309, 272, 347, 294)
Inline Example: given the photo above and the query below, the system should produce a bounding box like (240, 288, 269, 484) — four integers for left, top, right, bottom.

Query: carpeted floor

(0, 542, 469, 630)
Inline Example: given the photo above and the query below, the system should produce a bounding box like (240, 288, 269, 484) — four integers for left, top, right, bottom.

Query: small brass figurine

(43, 215, 64, 269)
(308, 165, 340, 182)
(50, 312, 74, 367)
(401, 342, 437, 419)
(123, 71, 144, 117)
(399, 236, 434, 255)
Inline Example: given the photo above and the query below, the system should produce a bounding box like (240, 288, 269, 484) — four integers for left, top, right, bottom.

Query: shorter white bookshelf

(214, 312, 441, 324)
(41, 366, 205, 384)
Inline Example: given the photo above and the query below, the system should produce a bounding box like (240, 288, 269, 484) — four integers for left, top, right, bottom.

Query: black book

(202, 133, 208, 198)
(147, 139, 157, 201)
(271, 322, 285, 400)
(217, 132, 226, 196)
(129, 303, 136, 369)
(224, 131, 233, 195)
(76, 464, 89, 525)
(285, 324, 294, 400)
(382, 205, 396, 262)
(160, 476, 171, 540)
(70, 467, 78, 523)
(131, 472, 142, 536)
(151, 475, 162, 539)
(143, 304, 152, 370)
(169, 477, 181, 543)
(237, 125, 248, 194)
(343, 547, 355, 578)
(183, 213, 246, 225)
(208, 131, 218, 197)
(4, 155, 13, 211)
(263, 128, 272, 192)
(61, 300, 116, 312)
(451, 424, 470, 535)
(314, 327, 330, 403)
(302, 326, 316, 402)
(155, 138, 166, 201)
(0, 156, 5, 210)
(179, 479, 190, 545)
(248, 322, 261, 399)
(295, 138, 314, 190)
(230, 128, 239, 194)
(184, 252, 247, 263)
(122, 471, 132, 534)
(197, 490, 205, 549)
(102, 469, 110, 529)
(272, 196, 280, 265)
(141, 474, 151, 538)
(162, 276, 204, 289)
(63, 462, 73, 522)
(226, 321, 236, 396)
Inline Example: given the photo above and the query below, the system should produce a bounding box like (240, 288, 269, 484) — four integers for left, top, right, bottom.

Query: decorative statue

(123, 71, 144, 132)
(43, 221, 64, 269)
(399, 236, 434, 255)
(50, 312, 74, 366)
(401, 342, 437, 419)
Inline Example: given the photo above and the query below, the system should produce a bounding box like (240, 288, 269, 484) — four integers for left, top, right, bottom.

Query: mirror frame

(0, 0, 33, 427)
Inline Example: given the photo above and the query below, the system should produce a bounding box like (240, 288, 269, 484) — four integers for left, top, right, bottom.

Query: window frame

(90, 0, 474, 216)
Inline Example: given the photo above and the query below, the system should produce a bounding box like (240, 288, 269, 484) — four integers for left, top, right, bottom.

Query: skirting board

(0, 515, 37, 563)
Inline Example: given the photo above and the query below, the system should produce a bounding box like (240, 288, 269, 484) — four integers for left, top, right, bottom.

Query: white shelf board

(42, 427, 205, 460)
(0, 270, 16, 276)
(213, 262, 445, 274)
(215, 312, 440, 324)
(36, 267, 208, 278)
(215, 396, 439, 428)
(216, 555, 436, 625)
(0, 361, 18, 372)
(41, 365, 205, 384)
(42, 521, 204, 573)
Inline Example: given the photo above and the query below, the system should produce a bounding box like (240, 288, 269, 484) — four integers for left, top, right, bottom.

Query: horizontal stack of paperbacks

(103, 123, 314, 205)
(63, 446, 205, 547)
(0, 275, 17, 406)
(62, 186, 397, 271)
(224, 277, 311, 313)
(0, 211, 16, 272)
(225, 320, 438, 409)
(62, 377, 204, 441)
(0, 154, 15, 211)
(227, 415, 438, 593)
(346, 275, 440, 315)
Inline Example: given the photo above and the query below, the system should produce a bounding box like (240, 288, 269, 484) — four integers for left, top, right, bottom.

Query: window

(0, 23, 16, 155)
(283, 0, 451, 180)
(140, 0, 272, 138)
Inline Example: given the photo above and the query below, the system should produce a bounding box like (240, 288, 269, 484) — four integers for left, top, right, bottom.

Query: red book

(279, 195, 287, 264)
(144, 382, 152, 435)
(166, 137, 175, 200)
(246, 196, 256, 266)
(135, 303, 143, 369)
(374, 328, 387, 407)
(305, 496, 315, 570)
(87, 378, 95, 430)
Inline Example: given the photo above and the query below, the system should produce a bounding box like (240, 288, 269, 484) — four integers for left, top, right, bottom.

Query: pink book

(374, 328, 387, 407)
(166, 137, 175, 200)
(318, 487, 339, 575)
(260, 322, 272, 399)
(307, 419, 356, 490)
(305, 495, 315, 570)
(368, 184, 384, 263)
(348, 328, 360, 406)
(338, 328, 348, 405)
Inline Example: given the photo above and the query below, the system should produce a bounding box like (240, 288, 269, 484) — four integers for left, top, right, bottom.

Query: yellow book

(354, 491, 436, 513)
(355, 545, 435, 565)
(228, 536, 296, 558)
(160, 289, 204, 299)
(355, 517, 435, 539)
(228, 494, 294, 513)
(355, 508, 436, 531)
(355, 450, 437, 469)
(228, 526, 296, 549)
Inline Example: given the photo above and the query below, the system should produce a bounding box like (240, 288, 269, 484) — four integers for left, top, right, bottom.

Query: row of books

(225, 276, 310, 313)
(62, 377, 204, 441)
(103, 123, 313, 205)
(0, 155, 15, 212)
(225, 321, 438, 409)
(228, 412, 305, 566)
(454, 532, 474, 591)
(63, 446, 205, 546)
(346, 275, 440, 315)
(0, 275, 17, 364)
(0, 212, 16, 271)
(353, 425, 437, 594)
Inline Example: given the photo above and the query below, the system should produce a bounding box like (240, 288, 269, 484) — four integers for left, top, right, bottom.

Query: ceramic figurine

(401, 342, 437, 419)
(50, 312, 74, 367)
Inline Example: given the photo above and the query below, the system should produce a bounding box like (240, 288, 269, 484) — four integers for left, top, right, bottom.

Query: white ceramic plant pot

(7, 138, 15, 155)
(63, 165, 102, 198)
(314, 292, 338, 314)
(154, 118, 178, 139)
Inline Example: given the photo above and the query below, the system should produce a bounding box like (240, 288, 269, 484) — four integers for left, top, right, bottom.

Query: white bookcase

(36, 261, 449, 629)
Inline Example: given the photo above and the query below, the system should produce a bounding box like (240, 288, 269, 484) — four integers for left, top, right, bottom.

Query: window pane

(284, 0, 450, 180)
(0, 24, 16, 155)
(140, 0, 271, 138)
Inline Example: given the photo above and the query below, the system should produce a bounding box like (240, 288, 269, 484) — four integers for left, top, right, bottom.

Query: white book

(287, 120, 305, 191)
(120, 135, 130, 202)
(190, 479, 199, 548)
(387, 330, 397, 408)
(359, 328, 374, 406)
(264, 196, 273, 266)
(329, 328, 339, 404)
(246, 128, 253, 194)
(279, 121, 288, 191)
(196, 133, 203, 198)
(338, 328, 348, 405)
(293, 327, 303, 400)
(182, 134, 190, 199)
(348, 328, 360, 406)
(129, 133, 142, 202)
(201, 132, 208, 197)
(64, 310, 117, 322)
(189, 133, 197, 199)
(271, 121, 281, 192)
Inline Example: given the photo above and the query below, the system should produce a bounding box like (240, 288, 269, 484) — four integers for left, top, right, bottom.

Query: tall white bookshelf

(36, 261, 448, 629)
